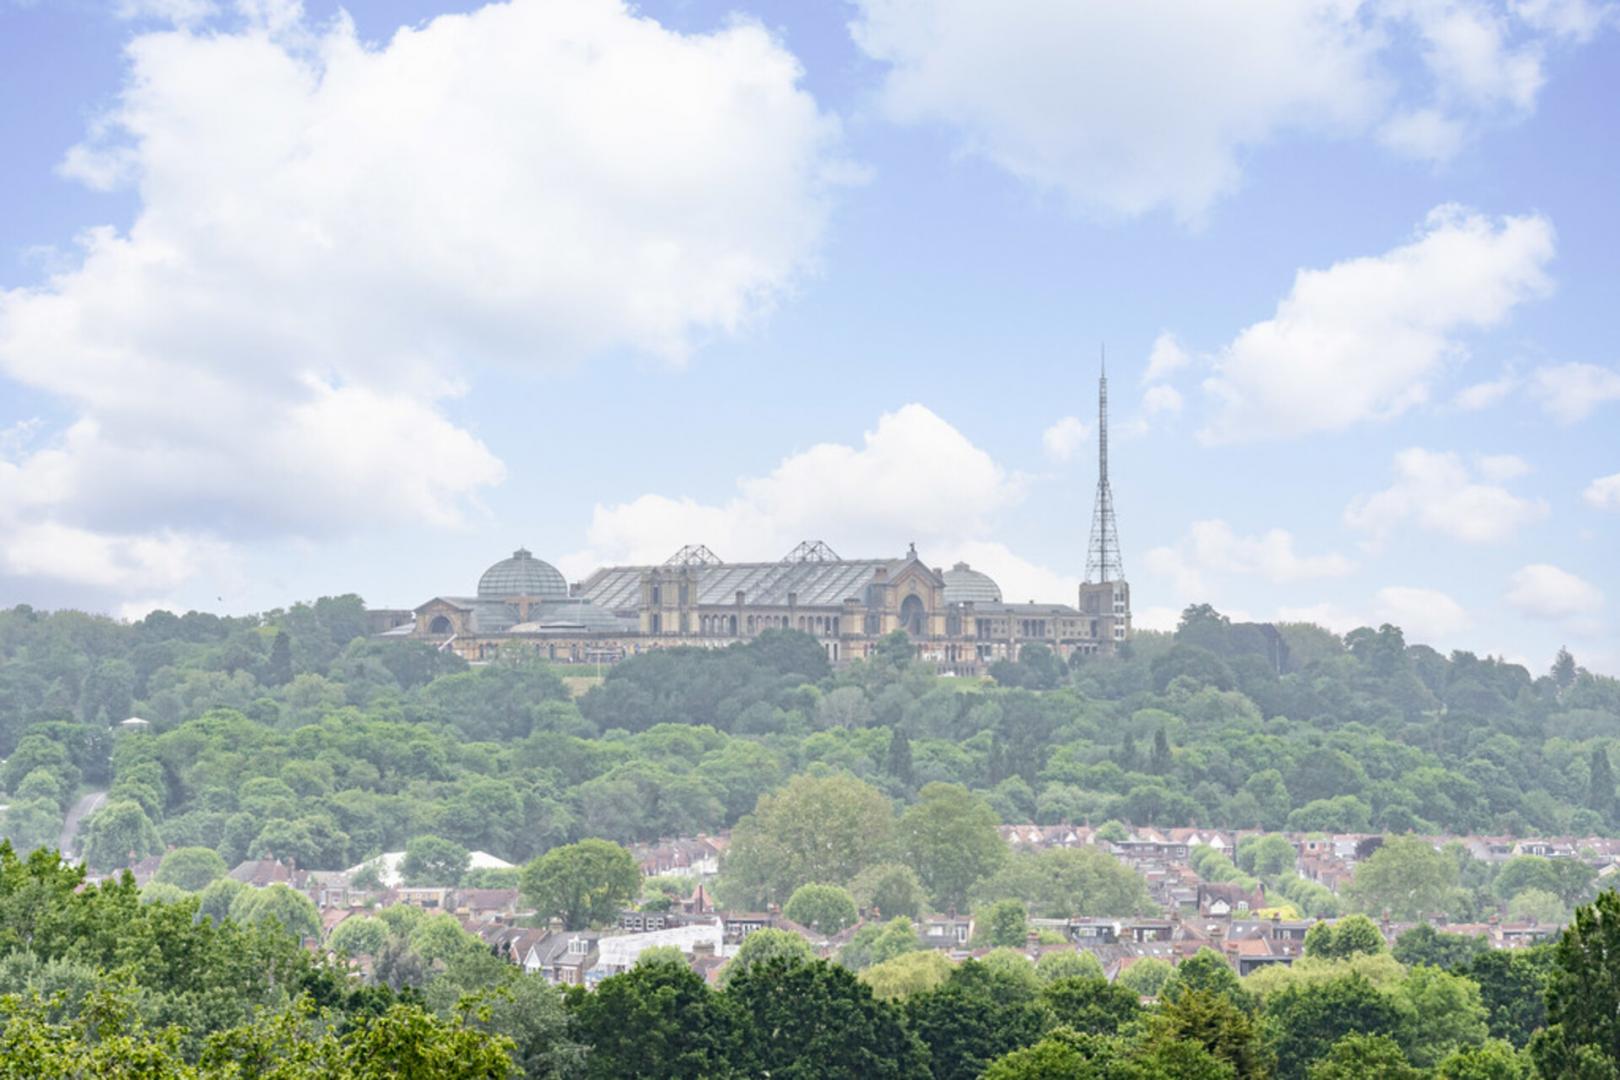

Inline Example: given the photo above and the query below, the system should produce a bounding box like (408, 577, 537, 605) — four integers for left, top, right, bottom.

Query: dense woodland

(2, 598, 1618, 881)
(4, 599, 1620, 1074)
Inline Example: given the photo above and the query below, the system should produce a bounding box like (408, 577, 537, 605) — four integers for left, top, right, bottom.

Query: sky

(1, 0, 1617, 674)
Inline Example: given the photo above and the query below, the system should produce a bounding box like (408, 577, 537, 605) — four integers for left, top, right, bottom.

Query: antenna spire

(1085, 353, 1124, 584)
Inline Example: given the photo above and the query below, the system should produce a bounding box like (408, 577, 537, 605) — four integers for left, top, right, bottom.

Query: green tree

(898, 782, 1006, 911)
(567, 954, 742, 1079)
(1392, 924, 1489, 969)
(402, 834, 471, 887)
(329, 915, 388, 957)
(840, 916, 921, 971)
(1038, 976, 1140, 1036)
(1162, 947, 1251, 1010)
(860, 950, 955, 1000)
(720, 928, 814, 986)
(1463, 945, 1555, 1047)
(783, 883, 858, 935)
(1034, 949, 1104, 984)
(1302, 914, 1385, 960)
(885, 726, 914, 786)
(1434, 1039, 1532, 1079)
(724, 957, 929, 1079)
(1343, 836, 1459, 920)
(1306, 1033, 1422, 1080)
(1118, 956, 1174, 998)
(1534, 889, 1620, 1076)
(1396, 963, 1489, 1067)
(1152, 987, 1271, 1078)
(520, 839, 639, 931)
(81, 799, 162, 871)
(720, 774, 894, 907)
(153, 846, 228, 892)
(850, 862, 925, 921)
(976, 899, 1029, 948)
(1588, 747, 1617, 823)
(1265, 973, 1411, 1080)
(264, 629, 294, 687)
(228, 882, 321, 942)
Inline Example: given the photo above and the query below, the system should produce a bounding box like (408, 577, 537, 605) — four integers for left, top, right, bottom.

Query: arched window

(428, 615, 453, 635)
(899, 594, 926, 637)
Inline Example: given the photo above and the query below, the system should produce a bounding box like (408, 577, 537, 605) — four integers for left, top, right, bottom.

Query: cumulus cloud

(1477, 453, 1532, 481)
(1201, 207, 1554, 442)
(1586, 473, 1620, 510)
(1041, 415, 1090, 463)
(1375, 585, 1472, 639)
(1143, 332, 1191, 382)
(1142, 385, 1184, 416)
(1143, 519, 1356, 599)
(1506, 563, 1605, 619)
(1347, 447, 1548, 544)
(849, 0, 1605, 221)
(1530, 361, 1620, 422)
(571, 404, 1024, 563)
(0, 0, 847, 600)
(1452, 370, 1519, 410)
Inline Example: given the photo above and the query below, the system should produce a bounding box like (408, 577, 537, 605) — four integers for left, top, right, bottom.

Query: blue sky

(1, 0, 1617, 673)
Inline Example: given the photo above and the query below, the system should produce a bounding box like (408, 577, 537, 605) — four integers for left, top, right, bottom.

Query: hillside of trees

(3, 598, 1618, 883)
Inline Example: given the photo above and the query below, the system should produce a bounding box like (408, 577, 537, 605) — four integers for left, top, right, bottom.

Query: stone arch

(428, 614, 453, 635)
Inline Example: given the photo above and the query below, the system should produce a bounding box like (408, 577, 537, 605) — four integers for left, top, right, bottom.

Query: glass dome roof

(942, 562, 1003, 605)
(478, 548, 569, 601)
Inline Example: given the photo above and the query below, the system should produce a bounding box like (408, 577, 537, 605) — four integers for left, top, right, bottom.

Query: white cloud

(1142, 385, 1184, 416)
(568, 404, 1030, 573)
(1143, 332, 1191, 382)
(1375, 585, 1472, 639)
(1476, 453, 1532, 480)
(1512, 0, 1615, 41)
(1041, 415, 1090, 462)
(1586, 473, 1620, 510)
(1143, 519, 1356, 600)
(1132, 606, 1183, 633)
(0, 0, 847, 599)
(1347, 447, 1548, 544)
(114, 0, 219, 25)
(848, 0, 1604, 221)
(1452, 370, 1519, 410)
(1530, 362, 1620, 422)
(1506, 563, 1605, 619)
(1201, 206, 1554, 442)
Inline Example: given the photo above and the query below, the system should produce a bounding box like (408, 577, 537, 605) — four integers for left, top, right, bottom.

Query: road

(58, 790, 107, 859)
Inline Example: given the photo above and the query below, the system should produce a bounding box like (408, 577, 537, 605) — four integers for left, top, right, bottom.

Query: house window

(651, 585, 661, 605)
(568, 937, 589, 955)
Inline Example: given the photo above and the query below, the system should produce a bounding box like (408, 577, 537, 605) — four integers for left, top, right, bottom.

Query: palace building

(376, 372, 1132, 670)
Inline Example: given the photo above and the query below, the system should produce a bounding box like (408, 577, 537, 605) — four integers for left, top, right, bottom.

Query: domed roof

(942, 562, 1002, 605)
(478, 548, 568, 601)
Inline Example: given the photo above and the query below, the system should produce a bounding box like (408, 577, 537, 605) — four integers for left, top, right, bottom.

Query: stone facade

(385, 541, 1132, 671)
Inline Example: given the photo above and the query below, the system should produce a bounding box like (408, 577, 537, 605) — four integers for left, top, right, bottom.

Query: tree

(1265, 973, 1411, 1080)
(1393, 924, 1488, 969)
(1306, 1033, 1422, 1080)
(976, 900, 1029, 948)
(1434, 1039, 1532, 1079)
(329, 915, 388, 957)
(724, 957, 929, 1079)
(402, 835, 471, 887)
(885, 726, 914, 786)
(1150, 728, 1173, 775)
(850, 863, 925, 921)
(898, 783, 1006, 911)
(1161, 947, 1250, 1010)
(1152, 988, 1271, 1078)
(81, 799, 162, 871)
(720, 774, 894, 907)
(1508, 888, 1566, 926)
(860, 950, 956, 1000)
(153, 846, 228, 892)
(1303, 914, 1385, 960)
(1118, 956, 1174, 998)
(720, 928, 814, 986)
(520, 839, 639, 931)
(228, 882, 321, 942)
(1553, 647, 1579, 694)
(840, 917, 921, 971)
(1589, 747, 1617, 824)
(783, 883, 858, 935)
(1235, 833, 1298, 879)
(1534, 889, 1620, 1075)
(1038, 976, 1140, 1036)
(903, 978, 1054, 1080)
(1397, 963, 1489, 1067)
(1343, 836, 1459, 920)
(1463, 945, 1555, 1048)
(1033, 950, 1104, 984)
(264, 630, 294, 687)
(568, 955, 743, 1079)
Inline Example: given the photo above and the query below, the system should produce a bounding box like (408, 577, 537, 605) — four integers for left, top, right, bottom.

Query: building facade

(379, 372, 1132, 670)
